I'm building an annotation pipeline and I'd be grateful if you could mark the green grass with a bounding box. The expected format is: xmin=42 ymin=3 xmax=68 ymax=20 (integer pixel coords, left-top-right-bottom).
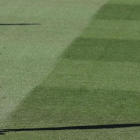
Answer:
xmin=1 ymin=0 xmax=140 ymax=139
xmin=0 ymin=0 xmax=105 ymax=126
xmin=63 ymin=38 xmax=140 ymax=62
xmin=82 ymin=20 xmax=140 ymax=40
xmin=5 ymin=87 xmax=140 ymax=128
xmin=95 ymin=4 xmax=140 ymax=20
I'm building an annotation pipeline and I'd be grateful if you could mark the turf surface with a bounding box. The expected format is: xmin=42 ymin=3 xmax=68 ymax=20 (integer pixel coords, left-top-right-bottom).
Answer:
xmin=0 ymin=0 xmax=105 ymax=126
xmin=1 ymin=0 xmax=140 ymax=139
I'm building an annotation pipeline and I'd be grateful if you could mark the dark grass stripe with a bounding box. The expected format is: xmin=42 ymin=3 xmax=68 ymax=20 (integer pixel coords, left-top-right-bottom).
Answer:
xmin=63 ymin=38 xmax=140 ymax=62
xmin=63 ymin=38 xmax=105 ymax=60
xmin=4 ymin=87 xmax=140 ymax=128
xmin=95 ymin=4 xmax=140 ymax=20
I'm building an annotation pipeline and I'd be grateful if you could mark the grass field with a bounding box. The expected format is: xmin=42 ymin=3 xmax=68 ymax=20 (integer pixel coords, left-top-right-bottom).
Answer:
xmin=1 ymin=0 xmax=140 ymax=139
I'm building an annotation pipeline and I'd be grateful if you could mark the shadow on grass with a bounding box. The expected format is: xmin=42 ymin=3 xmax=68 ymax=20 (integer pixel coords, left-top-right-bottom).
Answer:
xmin=1 ymin=123 xmax=140 ymax=135
xmin=0 ymin=23 xmax=41 ymax=26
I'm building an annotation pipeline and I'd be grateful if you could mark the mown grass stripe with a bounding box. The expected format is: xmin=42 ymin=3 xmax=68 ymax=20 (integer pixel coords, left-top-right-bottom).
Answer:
xmin=95 ymin=4 xmax=140 ymax=20
xmin=63 ymin=38 xmax=140 ymax=62
xmin=108 ymin=0 xmax=140 ymax=5
xmin=42 ymin=59 xmax=140 ymax=92
xmin=82 ymin=20 xmax=140 ymax=40
xmin=5 ymin=86 xmax=140 ymax=128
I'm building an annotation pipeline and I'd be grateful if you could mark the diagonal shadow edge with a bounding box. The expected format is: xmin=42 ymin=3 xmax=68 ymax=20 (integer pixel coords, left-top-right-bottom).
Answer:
xmin=1 ymin=123 xmax=140 ymax=135
xmin=0 ymin=23 xmax=41 ymax=26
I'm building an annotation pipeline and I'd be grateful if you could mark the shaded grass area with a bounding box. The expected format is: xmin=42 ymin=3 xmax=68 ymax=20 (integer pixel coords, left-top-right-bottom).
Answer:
xmin=95 ymin=4 xmax=140 ymax=20
xmin=82 ymin=20 xmax=140 ymax=40
xmin=42 ymin=59 xmax=140 ymax=92
xmin=109 ymin=0 xmax=140 ymax=5
xmin=63 ymin=38 xmax=140 ymax=62
xmin=3 ymin=58 xmax=140 ymax=139
xmin=5 ymin=86 xmax=140 ymax=128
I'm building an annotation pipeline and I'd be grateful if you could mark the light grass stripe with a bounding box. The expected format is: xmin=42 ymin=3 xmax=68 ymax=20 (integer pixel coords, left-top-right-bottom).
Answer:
xmin=82 ymin=20 xmax=140 ymax=40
